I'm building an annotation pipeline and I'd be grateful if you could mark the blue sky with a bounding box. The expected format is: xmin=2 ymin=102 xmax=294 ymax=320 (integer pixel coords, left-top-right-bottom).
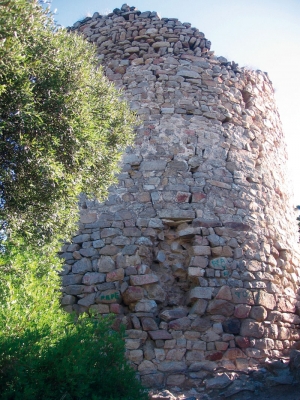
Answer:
xmin=50 ymin=0 xmax=300 ymax=203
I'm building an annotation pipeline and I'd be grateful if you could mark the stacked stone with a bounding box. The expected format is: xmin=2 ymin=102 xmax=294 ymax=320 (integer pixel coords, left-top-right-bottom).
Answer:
xmin=61 ymin=4 xmax=300 ymax=389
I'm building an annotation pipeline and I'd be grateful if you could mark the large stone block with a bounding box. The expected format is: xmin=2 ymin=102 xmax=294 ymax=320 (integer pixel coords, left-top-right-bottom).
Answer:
xmin=254 ymin=291 xmax=276 ymax=310
xmin=169 ymin=317 xmax=191 ymax=330
xmin=130 ymin=274 xmax=159 ymax=286
xmin=82 ymin=272 xmax=105 ymax=285
xmin=231 ymin=288 xmax=254 ymax=305
xmin=135 ymin=299 xmax=157 ymax=313
xmin=207 ymin=300 xmax=234 ymax=317
xmin=96 ymin=289 xmax=121 ymax=304
xmin=240 ymin=319 xmax=264 ymax=338
xmin=187 ymin=287 xmax=213 ymax=304
xmin=72 ymin=258 xmax=92 ymax=274
xmin=140 ymin=160 xmax=167 ymax=171
xmin=97 ymin=256 xmax=115 ymax=272
xmin=158 ymin=209 xmax=195 ymax=220
xmin=122 ymin=286 xmax=144 ymax=305
xmin=160 ymin=308 xmax=188 ymax=322
xmin=106 ymin=268 xmax=125 ymax=282
xmin=148 ymin=330 xmax=173 ymax=340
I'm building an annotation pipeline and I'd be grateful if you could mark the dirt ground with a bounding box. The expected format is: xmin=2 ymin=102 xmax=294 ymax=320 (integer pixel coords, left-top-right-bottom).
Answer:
xmin=150 ymin=382 xmax=300 ymax=400
xmin=217 ymin=383 xmax=300 ymax=400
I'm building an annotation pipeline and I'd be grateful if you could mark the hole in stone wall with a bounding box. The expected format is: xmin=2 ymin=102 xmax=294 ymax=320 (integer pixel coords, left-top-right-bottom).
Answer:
xmin=241 ymin=90 xmax=252 ymax=109
xmin=222 ymin=116 xmax=232 ymax=124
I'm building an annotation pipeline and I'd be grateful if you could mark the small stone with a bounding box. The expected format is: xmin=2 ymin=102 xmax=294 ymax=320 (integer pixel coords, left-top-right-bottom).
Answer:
xmin=189 ymin=256 xmax=208 ymax=268
xmin=223 ymin=348 xmax=247 ymax=360
xmin=122 ymin=286 xmax=144 ymax=304
xmin=166 ymin=348 xmax=186 ymax=361
xmin=160 ymin=308 xmax=188 ymax=322
xmin=234 ymin=304 xmax=251 ymax=318
xmin=72 ymin=258 xmax=92 ymax=274
xmin=240 ymin=319 xmax=264 ymax=338
xmin=209 ymin=257 xmax=227 ymax=269
xmin=250 ymin=305 xmax=267 ymax=321
xmin=157 ymin=361 xmax=186 ymax=372
xmin=193 ymin=246 xmax=211 ymax=256
xmin=61 ymin=295 xmax=75 ymax=306
xmin=141 ymin=373 xmax=164 ymax=389
xmin=215 ymin=341 xmax=229 ymax=351
xmin=63 ymin=274 xmax=82 ymax=286
xmin=135 ymin=299 xmax=157 ymax=313
xmin=106 ymin=268 xmax=125 ymax=282
xmin=141 ymin=317 xmax=159 ymax=331
xmin=188 ymin=267 xmax=205 ymax=281
xmin=110 ymin=303 xmax=123 ymax=314
xmin=189 ymin=299 xmax=208 ymax=315
xmin=126 ymin=46 xmax=140 ymax=53
xmin=231 ymin=288 xmax=254 ymax=305
xmin=90 ymin=304 xmax=110 ymax=314
xmin=216 ymin=285 xmax=232 ymax=301
xmin=97 ymin=256 xmax=115 ymax=272
xmin=138 ymin=360 xmax=157 ymax=374
xmin=254 ymin=290 xmax=276 ymax=310
xmin=191 ymin=317 xmax=212 ymax=332
xmin=169 ymin=317 xmax=191 ymax=330
xmin=77 ymin=293 xmax=96 ymax=307
xmin=205 ymin=373 xmax=231 ymax=389
xmin=96 ymin=289 xmax=121 ymax=304
xmin=145 ymin=284 xmax=166 ymax=303
xmin=222 ymin=318 xmax=241 ymax=335
xmin=235 ymin=336 xmax=251 ymax=348
xmin=148 ymin=330 xmax=173 ymax=340
xmin=73 ymin=234 xmax=90 ymax=243
xmin=166 ymin=374 xmax=186 ymax=386
xmin=177 ymin=70 xmax=201 ymax=79
xmin=207 ymin=300 xmax=234 ymax=317
xmin=158 ymin=209 xmax=195 ymax=220
xmin=187 ymin=287 xmax=213 ymax=304
xmin=99 ymin=245 xmax=119 ymax=256
xmin=130 ymin=274 xmax=159 ymax=286
xmin=128 ymin=349 xmax=143 ymax=363
xmin=153 ymin=42 xmax=170 ymax=49
xmin=82 ymin=272 xmax=105 ymax=285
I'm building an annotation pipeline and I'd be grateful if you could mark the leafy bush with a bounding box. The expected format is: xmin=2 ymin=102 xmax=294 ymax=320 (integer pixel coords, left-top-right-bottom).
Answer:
xmin=0 ymin=241 xmax=147 ymax=400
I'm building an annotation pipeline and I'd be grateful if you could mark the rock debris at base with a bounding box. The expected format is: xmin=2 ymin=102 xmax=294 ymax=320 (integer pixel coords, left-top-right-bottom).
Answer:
xmin=60 ymin=3 xmax=300 ymax=390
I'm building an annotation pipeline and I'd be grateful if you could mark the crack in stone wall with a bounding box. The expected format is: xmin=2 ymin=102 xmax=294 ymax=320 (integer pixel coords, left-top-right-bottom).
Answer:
xmin=60 ymin=3 xmax=300 ymax=389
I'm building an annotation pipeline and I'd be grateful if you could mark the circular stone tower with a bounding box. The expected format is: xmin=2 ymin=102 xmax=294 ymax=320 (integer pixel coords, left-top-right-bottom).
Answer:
xmin=61 ymin=4 xmax=300 ymax=388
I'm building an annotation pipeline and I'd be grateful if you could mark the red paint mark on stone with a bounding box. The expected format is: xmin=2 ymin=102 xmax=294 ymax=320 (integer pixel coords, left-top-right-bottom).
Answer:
xmin=192 ymin=193 xmax=206 ymax=202
xmin=205 ymin=351 xmax=223 ymax=361
xmin=184 ymin=129 xmax=196 ymax=135
xmin=175 ymin=192 xmax=191 ymax=203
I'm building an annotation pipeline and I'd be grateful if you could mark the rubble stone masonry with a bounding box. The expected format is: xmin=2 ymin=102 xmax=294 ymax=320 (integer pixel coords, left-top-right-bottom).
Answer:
xmin=60 ymin=4 xmax=300 ymax=388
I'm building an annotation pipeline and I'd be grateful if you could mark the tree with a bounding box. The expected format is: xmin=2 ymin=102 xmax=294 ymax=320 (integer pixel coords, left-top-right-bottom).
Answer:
xmin=0 ymin=0 xmax=136 ymax=244
xmin=0 ymin=2 xmax=146 ymax=399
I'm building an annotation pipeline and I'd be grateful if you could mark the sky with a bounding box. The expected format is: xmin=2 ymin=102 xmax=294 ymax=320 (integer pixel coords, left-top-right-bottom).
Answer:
xmin=49 ymin=0 xmax=300 ymax=204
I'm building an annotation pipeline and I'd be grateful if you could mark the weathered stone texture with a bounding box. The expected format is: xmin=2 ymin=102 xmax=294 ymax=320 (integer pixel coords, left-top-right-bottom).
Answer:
xmin=60 ymin=3 xmax=300 ymax=390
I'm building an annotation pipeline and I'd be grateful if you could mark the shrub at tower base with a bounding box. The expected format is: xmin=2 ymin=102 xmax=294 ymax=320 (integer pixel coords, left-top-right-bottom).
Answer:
xmin=0 ymin=241 xmax=147 ymax=400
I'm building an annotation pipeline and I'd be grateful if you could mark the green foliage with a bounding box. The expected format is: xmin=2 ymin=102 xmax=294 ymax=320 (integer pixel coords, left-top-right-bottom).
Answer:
xmin=0 ymin=2 xmax=144 ymax=398
xmin=0 ymin=0 xmax=136 ymax=244
xmin=0 ymin=240 xmax=147 ymax=400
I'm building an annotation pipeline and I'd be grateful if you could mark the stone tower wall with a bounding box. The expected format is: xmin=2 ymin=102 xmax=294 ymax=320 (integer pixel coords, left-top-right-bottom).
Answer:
xmin=60 ymin=4 xmax=300 ymax=388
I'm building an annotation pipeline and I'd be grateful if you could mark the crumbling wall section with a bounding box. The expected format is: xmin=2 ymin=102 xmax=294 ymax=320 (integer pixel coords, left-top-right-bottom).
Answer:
xmin=60 ymin=4 xmax=300 ymax=388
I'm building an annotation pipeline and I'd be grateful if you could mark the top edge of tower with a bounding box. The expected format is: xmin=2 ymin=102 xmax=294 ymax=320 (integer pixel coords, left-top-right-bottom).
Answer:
xmin=67 ymin=3 xmax=271 ymax=80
